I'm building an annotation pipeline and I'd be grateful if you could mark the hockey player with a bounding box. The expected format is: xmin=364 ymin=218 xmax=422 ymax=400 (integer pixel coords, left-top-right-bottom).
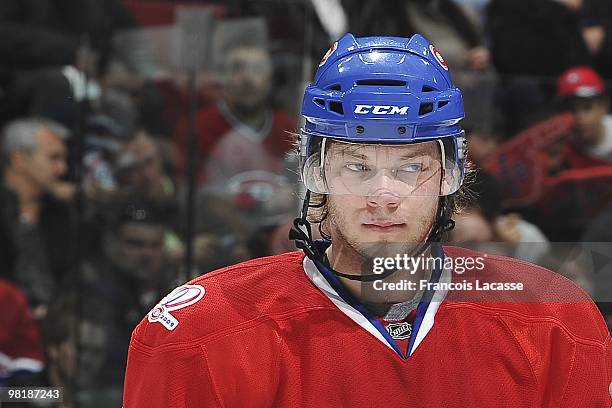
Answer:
xmin=123 ymin=34 xmax=611 ymax=407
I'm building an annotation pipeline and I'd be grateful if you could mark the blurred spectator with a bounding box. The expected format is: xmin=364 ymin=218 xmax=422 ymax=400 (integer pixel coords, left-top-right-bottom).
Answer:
xmin=566 ymin=0 xmax=612 ymax=85
xmin=451 ymin=207 xmax=550 ymax=263
xmin=193 ymin=194 xmax=251 ymax=274
xmin=174 ymin=43 xmax=296 ymax=185
xmin=0 ymin=118 xmax=73 ymax=308
xmin=449 ymin=208 xmax=495 ymax=244
xmin=40 ymin=296 xmax=77 ymax=407
xmin=582 ymin=201 xmax=612 ymax=242
xmin=465 ymin=122 xmax=504 ymax=221
xmin=348 ymin=0 xmax=488 ymax=70
xmin=536 ymin=244 xmax=595 ymax=296
xmin=80 ymin=200 xmax=176 ymax=390
xmin=581 ymin=201 xmax=612 ymax=330
xmin=487 ymin=0 xmax=592 ymax=133
xmin=228 ymin=0 xmax=347 ymax=95
xmin=0 ymin=279 xmax=45 ymax=387
xmin=0 ymin=0 xmax=145 ymax=126
xmin=493 ymin=213 xmax=551 ymax=263
xmin=115 ymin=131 xmax=176 ymax=205
xmin=42 ymin=295 xmax=119 ymax=407
xmin=231 ymin=0 xmax=345 ymax=55
xmin=557 ymin=66 xmax=612 ymax=165
xmin=487 ymin=0 xmax=590 ymax=78
xmin=82 ymin=114 xmax=131 ymax=206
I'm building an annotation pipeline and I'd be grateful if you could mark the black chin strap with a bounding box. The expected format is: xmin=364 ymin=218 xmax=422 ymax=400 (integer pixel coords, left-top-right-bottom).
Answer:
xmin=289 ymin=190 xmax=325 ymax=261
xmin=289 ymin=192 xmax=456 ymax=282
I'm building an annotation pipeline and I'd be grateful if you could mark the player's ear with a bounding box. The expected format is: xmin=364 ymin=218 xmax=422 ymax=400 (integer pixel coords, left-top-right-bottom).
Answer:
xmin=440 ymin=160 xmax=461 ymax=196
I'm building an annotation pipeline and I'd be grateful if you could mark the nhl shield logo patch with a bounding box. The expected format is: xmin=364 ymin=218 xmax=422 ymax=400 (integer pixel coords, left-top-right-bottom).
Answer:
xmin=148 ymin=285 xmax=205 ymax=331
xmin=386 ymin=322 xmax=412 ymax=340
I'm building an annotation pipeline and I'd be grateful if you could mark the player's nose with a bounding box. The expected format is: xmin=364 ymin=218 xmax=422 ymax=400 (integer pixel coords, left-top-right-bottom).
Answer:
xmin=366 ymin=189 xmax=400 ymax=208
xmin=365 ymin=170 xmax=403 ymax=208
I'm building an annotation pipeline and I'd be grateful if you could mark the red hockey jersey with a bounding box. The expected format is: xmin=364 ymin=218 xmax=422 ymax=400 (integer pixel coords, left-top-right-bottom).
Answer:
xmin=123 ymin=246 xmax=611 ymax=407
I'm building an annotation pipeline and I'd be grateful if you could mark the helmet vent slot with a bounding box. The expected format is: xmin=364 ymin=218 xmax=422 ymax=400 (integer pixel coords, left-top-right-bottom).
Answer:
xmin=438 ymin=100 xmax=449 ymax=108
xmin=422 ymin=85 xmax=437 ymax=92
xmin=419 ymin=102 xmax=434 ymax=116
xmin=328 ymin=101 xmax=344 ymax=115
xmin=355 ymin=79 xmax=406 ymax=87
xmin=314 ymin=98 xmax=326 ymax=107
xmin=327 ymin=84 xmax=342 ymax=91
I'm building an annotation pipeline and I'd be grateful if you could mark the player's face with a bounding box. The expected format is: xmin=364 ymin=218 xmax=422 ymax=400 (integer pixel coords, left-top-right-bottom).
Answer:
xmin=325 ymin=141 xmax=441 ymax=258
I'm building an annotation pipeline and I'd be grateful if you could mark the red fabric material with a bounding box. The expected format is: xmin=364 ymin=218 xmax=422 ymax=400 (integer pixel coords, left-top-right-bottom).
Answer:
xmin=124 ymin=247 xmax=610 ymax=407
xmin=482 ymin=113 xmax=575 ymax=208
xmin=537 ymin=165 xmax=612 ymax=229
xmin=564 ymin=143 xmax=611 ymax=169
xmin=0 ymin=280 xmax=45 ymax=374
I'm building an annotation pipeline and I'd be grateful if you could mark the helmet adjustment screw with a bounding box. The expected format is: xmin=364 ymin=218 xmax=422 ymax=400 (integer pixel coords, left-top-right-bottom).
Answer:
xmin=356 ymin=125 xmax=365 ymax=134
xmin=398 ymin=126 xmax=406 ymax=134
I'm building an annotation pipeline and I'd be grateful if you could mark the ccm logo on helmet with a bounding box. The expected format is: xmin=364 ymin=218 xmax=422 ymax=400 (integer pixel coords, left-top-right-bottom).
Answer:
xmin=354 ymin=105 xmax=409 ymax=115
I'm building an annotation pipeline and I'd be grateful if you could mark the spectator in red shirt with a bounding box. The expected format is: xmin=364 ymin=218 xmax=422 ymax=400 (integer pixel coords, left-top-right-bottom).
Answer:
xmin=0 ymin=279 xmax=45 ymax=386
xmin=174 ymin=43 xmax=296 ymax=187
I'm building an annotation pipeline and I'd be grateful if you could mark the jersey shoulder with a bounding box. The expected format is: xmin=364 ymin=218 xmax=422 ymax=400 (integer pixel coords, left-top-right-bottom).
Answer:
xmin=442 ymin=246 xmax=609 ymax=343
xmin=131 ymin=251 xmax=330 ymax=349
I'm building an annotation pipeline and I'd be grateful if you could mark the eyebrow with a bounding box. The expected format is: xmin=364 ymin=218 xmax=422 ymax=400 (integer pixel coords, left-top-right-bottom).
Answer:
xmin=398 ymin=150 xmax=430 ymax=159
xmin=340 ymin=149 xmax=432 ymax=160
xmin=342 ymin=151 xmax=368 ymax=160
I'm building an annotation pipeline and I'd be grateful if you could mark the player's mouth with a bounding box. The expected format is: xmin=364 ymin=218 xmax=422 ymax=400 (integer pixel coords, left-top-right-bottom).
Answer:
xmin=362 ymin=222 xmax=406 ymax=233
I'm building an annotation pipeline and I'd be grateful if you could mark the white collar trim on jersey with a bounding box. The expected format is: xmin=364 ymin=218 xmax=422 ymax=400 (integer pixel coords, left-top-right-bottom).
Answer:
xmin=302 ymin=256 xmax=451 ymax=356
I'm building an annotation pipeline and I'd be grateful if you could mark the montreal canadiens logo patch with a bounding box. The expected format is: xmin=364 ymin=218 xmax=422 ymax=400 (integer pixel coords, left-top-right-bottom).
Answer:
xmin=429 ymin=44 xmax=448 ymax=71
xmin=319 ymin=41 xmax=338 ymax=67
xmin=148 ymin=285 xmax=205 ymax=331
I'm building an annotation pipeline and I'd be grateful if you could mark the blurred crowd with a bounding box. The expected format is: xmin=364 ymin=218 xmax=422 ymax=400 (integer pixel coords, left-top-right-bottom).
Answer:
xmin=0 ymin=0 xmax=611 ymax=406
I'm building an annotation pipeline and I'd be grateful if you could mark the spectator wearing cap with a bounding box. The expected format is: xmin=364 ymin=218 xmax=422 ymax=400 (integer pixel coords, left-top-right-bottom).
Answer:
xmin=558 ymin=66 xmax=612 ymax=164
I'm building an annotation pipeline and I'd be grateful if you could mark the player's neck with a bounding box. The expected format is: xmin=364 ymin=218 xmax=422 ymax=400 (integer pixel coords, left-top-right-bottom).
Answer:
xmin=326 ymin=243 xmax=430 ymax=312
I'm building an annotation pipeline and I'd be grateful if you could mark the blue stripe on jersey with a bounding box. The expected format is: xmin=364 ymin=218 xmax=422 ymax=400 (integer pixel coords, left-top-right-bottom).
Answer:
xmin=407 ymin=243 xmax=444 ymax=356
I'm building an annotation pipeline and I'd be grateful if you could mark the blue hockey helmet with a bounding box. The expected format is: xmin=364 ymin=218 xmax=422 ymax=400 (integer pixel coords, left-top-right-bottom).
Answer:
xmin=299 ymin=33 xmax=467 ymax=197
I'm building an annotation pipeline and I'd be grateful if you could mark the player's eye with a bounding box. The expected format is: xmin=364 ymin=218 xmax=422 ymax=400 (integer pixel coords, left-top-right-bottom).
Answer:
xmin=345 ymin=163 xmax=370 ymax=172
xmin=396 ymin=163 xmax=423 ymax=173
